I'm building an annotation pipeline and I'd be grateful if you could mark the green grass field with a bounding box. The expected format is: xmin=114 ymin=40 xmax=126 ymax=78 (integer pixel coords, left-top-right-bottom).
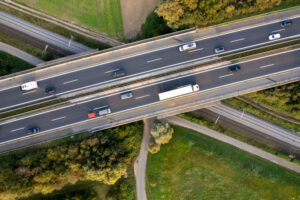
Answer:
xmin=146 ymin=126 xmax=300 ymax=200
xmin=15 ymin=0 xmax=123 ymax=40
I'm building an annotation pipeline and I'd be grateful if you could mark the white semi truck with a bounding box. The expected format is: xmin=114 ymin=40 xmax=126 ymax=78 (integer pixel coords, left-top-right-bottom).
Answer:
xmin=158 ymin=84 xmax=199 ymax=101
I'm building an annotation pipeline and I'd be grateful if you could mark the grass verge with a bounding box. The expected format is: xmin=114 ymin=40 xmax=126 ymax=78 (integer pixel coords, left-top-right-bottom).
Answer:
xmin=178 ymin=112 xmax=300 ymax=165
xmin=13 ymin=0 xmax=123 ymax=40
xmin=0 ymin=3 xmax=111 ymax=50
xmin=0 ymin=50 xmax=35 ymax=76
xmin=146 ymin=125 xmax=300 ymax=200
xmin=222 ymin=98 xmax=300 ymax=133
xmin=0 ymin=99 xmax=66 ymax=121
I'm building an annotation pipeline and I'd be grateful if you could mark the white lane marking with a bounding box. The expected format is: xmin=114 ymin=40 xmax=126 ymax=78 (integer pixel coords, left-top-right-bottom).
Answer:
xmin=147 ymin=58 xmax=162 ymax=63
xmin=189 ymin=48 xmax=204 ymax=53
xmin=271 ymin=29 xmax=285 ymax=33
xmin=10 ymin=127 xmax=25 ymax=132
xmin=260 ymin=64 xmax=275 ymax=69
xmin=230 ymin=38 xmax=245 ymax=43
xmin=93 ymin=105 xmax=108 ymax=110
xmin=51 ymin=116 xmax=66 ymax=121
xmin=105 ymin=68 xmax=120 ymax=73
xmin=63 ymin=79 xmax=78 ymax=85
xmin=22 ymin=90 xmax=36 ymax=95
xmin=135 ymin=94 xmax=150 ymax=100
xmin=219 ymin=74 xmax=233 ymax=78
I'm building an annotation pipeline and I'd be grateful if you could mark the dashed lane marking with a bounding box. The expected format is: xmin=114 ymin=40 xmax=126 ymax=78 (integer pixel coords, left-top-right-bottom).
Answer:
xmin=62 ymin=79 xmax=78 ymax=85
xmin=51 ymin=116 xmax=66 ymax=122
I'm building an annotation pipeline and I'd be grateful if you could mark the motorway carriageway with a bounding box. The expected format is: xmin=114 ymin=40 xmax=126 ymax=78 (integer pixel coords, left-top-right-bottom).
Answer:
xmin=0 ymin=48 xmax=300 ymax=144
xmin=0 ymin=16 xmax=300 ymax=111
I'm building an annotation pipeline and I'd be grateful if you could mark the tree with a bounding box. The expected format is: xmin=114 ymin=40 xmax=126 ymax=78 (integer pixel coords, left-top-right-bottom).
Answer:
xmin=148 ymin=121 xmax=174 ymax=154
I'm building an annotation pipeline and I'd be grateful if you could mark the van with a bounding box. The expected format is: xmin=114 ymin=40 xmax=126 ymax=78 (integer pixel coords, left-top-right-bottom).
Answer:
xmin=120 ymin=92 xmax=133 ymax=100
xmin=21 ymin=81 xmax=38 ymax=91
xmin=113 ymin=69 xmax=125 ymax=78
xmin=99 ymin=107 xmax=111 ymax=116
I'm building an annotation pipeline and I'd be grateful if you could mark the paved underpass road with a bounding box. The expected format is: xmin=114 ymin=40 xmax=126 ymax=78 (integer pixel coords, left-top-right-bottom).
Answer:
xmin=0 ymin=16 xmax=300 ymax=111
xmin=0 ymin=49 xmax=299 ymax=149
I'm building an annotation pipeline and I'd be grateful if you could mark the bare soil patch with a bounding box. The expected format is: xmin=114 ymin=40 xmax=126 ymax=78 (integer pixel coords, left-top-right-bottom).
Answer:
xmin=120 ymin=0 xmax=161 ymax=39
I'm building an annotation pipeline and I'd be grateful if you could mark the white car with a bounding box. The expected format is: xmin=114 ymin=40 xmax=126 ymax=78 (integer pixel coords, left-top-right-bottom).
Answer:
xmin=21 ymin=81 xmax=38 ymax=91
xmin=179 ymin=42 xmax=196 ymax=52
xmin=269 ymin=33 xmax=281 ymax=41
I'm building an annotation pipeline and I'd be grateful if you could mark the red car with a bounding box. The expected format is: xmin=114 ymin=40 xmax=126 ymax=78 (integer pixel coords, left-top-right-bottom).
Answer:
xmin=88 ymin=112 xmax=97 ymax=118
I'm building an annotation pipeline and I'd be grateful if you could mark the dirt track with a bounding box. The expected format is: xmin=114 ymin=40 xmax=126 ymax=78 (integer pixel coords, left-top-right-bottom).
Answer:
xmin=121 ymin=0 xmax=162 ymax=39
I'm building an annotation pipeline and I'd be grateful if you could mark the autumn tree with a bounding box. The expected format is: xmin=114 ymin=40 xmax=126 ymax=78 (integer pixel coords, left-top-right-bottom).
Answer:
xmin=148 ymin=121 xmax=174 ymax=154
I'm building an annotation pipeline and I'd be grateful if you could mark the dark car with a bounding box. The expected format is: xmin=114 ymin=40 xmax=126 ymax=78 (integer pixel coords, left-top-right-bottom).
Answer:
xmin=228 ymin=65 xmax=241 ymax=73
xmin=45 ymin=86 xmax=56 ymax=94
xmin=113 ymin=69 xmax=126 ymax=78
xmin=214 ymin=46 xmax=225 ymax=54
xmin=28 ymin=127 xmax=40 ymax=134
xmin=280 ymin=19 xmax=292 ymax=27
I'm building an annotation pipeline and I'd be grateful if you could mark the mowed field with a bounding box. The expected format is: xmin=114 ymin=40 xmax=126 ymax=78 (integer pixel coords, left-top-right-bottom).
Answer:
xmin=14 ymin=0 xmax=123 ymax=39
xmin=146 ymin=126 xmax=300 ymax=200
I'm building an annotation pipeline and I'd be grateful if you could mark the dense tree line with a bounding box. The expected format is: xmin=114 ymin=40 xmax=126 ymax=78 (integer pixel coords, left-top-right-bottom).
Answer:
xmin=0 ymin=123 xmax=142 ymax=200
xmin=247 ymin=82 xmax=300 ymax=118
xmin=155 ymin=0 xmax=286 ymax=29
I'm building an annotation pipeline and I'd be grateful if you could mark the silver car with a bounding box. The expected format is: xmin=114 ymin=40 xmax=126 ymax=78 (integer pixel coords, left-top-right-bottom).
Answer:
xmin=120 ymin=92 xmax=133 ymax=100
xmin=179 ymin=42 xmax=196 ymax=52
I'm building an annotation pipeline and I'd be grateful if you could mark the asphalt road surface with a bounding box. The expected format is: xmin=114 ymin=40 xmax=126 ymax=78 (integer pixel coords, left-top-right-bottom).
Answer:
xmin=0 ymin=11 xmax=91 ymax=54
xmin=207 ymin=103 xmax=300 ymax=148
xmin=0 ymin=16 xmax=299 ymax=111
xmin=0 ymin=48 xmax=299 ymax=146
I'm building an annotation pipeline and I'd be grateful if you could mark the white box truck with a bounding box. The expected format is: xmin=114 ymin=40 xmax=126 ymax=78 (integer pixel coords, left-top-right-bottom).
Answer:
xmin=158 ymin=84 xmax=199 ymax=101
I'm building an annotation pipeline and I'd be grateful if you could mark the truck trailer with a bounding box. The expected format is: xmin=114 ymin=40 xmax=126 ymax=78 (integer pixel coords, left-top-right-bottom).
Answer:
xmin=158 ymin=84 xmax=199 ymax=101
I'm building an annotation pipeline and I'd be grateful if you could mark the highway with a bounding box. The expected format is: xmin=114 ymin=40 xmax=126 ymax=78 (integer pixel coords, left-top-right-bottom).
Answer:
xmin=0 ymin=48 xmax=299 ymax=145
xmin=0 ymin=16 xmax=300 ymax=111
